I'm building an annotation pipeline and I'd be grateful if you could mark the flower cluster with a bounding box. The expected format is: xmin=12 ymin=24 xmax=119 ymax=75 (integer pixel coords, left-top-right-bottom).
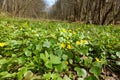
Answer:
xmin=76 ymin=40 xmax=88 ymax=45
xmin=61 ymin=42 xmax=72 ymax=49
xmin=59 ymin=28 xmax=89 ymax=50
xmin=0 ymin=42 xmax=6 ymax=47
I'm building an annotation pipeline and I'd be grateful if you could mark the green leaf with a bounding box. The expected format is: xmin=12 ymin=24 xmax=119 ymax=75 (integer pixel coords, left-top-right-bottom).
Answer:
xmin=45 ymin=51 xmax=50 ymax=58
xmin=0 ymin=55 xmax=2 ymax=58
xmin=55 ymin=49 xmax=62 ymax=56
xmin=116 ymin=52 xmax=120 ymax=58
xmin=17 ymin=67 xmax=27 ymax=80
xmin=51 ymin=73 xmax=59 ymax=79
xmin=36 ymin=44 xmax=42 ymax=51
xmin=0 ymin=59 xmax=8 ymax=64
xmin=24 ymin=49 xmax=32 ymax=57
xmin=89 ymin=66 xmax=101 ymax=76
xmin=69 ymin=59 xmax=73 ymax=64
xmin=0 ymin=71 xmax=8 ymax=77
xmin=17 ymin=57 xmax=26 ymax=64
xmin=78 ymin=78 xmax=84 ymax=80
xmin=85 ymin=76 xmax=98 ymax=80
xmin=24 ymin=71 xmax=33 ymax=80
xmin=23 ymin=22 xmax=28 ymax=28
xmin=84 ymin=57 xmax=92 ymax=67
xmin=111 ymin=55 xmax=116 ymax=59
xmin=2 ymin=72 xmax=16 ymax=78
xmin=92 ymin=62 xmax=102 ymax=68
xmin=55 ymin=64 xmax=64 ymax=72
xmin=80 ymin=46 xmax=89 ymax=55
xmin=63 ymin=75 xmax=71 ymax=80
xmin=45 ymin=61 xmax=52 ymax=69
xmin=74 ymin=67 xmax=87 ymax=78
xmin=62 ymin=54 xmax=68 ymax=60
xmin=0 ymin=71 xmax=16 ymax=78
xmin=116 ymin=61 xmax=120 ymax=66
xmin=40 ymin=53 xmax=48 ymax=62
xmin=50 ymin=54 xmax=61 ymax=64
xmin=43 ymin=72 xmax=51 ymax=79
xmin=31 ymin=75 xmax=41 ymax=80
xmin=57 ymin=77 xmax=63 ymax=80
xmin=43 ymin=40 xmax=51 ymax=48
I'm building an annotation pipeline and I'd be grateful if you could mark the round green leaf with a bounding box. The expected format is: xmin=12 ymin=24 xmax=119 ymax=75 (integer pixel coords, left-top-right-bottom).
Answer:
xmin=74 ymin=67 xmax=87 ymax=78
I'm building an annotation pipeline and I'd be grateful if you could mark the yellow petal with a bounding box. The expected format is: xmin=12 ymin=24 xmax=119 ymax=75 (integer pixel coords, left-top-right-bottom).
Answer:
xmin=61 ymin=43 xmax=66 ymax=48
xmin=0 ymin=43 xmax=6 ymax=47
xmin=76 ymin=41 xmax=81 ymax=45
xmin=67 ymin=44 xmax=72 ymax=49
xmin=95 ymin=58 xmax=101 ymax=62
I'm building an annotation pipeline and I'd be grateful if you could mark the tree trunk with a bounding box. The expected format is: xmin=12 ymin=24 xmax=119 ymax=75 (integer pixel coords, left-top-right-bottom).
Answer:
xmin=50 ymin=0 xmax=120 ymax=25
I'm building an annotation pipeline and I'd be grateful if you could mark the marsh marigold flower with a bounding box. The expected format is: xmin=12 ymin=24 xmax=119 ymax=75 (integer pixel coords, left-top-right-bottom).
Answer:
xmin=95 ymin=58 xmax=101 ymax=62
xmin=76 ymin=41 xmax=81 ymax=45
xmin=0 ymin=42 xmax=6 ymax=47
xmin=73 ymin=31 xmax=76 ymax=35
xmin=67 ymin=44 xmax=72 ymax=49
xmin=68 ymin=29 xmax=72 ymax=33
xmin=81 ymin=40 xmax=88 ymax=44
xmin=61 ymin=43 xmax=66 ymax=48
xmin=62 ymin=28 xmax=67 ymax=32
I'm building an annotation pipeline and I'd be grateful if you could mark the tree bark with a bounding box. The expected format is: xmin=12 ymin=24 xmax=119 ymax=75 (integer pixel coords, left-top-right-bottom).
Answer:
xmin=49 ymin=0 xmax=120 ymax=25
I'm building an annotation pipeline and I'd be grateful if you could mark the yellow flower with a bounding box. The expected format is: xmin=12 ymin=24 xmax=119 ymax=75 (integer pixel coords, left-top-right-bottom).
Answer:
xmin=62 ymin=28 xmax=67 ymax=32
xmin=61 ymin=43 xmax=66 ymax=48
xmin=68 ymin=29 xmax=72 ymax=33
xmin=0 ymin=43 xmax=6 ymax=47
xmin=73 ymin=31 xmax=76 ymax=35
xmin=81 ymin=40 xmax=88 ymax=44
xmin=76 ymin=41 xmax=81 ymax=45
xmin=95 ymin=58 xmax=101 ymax=62
xmin=67 ymin=44 xmax=72 ymax=49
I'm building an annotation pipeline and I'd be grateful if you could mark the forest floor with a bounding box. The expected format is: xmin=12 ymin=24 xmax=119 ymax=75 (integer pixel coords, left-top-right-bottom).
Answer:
xmin=0 ymin=17 xmax=120 ymax=80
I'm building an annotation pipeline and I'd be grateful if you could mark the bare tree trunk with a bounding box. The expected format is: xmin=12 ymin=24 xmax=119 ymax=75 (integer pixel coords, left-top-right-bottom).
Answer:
xmin=2 ymin=0 xmax=7 ymax=11
xmin=50 ymin=0 xmax=120 ymax=25
xmin=0 ymin=0 xmax=46 ymax=18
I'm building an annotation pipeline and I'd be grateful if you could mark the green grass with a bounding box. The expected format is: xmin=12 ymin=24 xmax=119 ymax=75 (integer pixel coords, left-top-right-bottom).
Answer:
xmin=0 ymin=18 xmax=120 ymax=80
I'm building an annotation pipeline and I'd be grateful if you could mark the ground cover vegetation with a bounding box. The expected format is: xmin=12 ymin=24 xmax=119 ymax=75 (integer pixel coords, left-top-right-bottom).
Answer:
xmin=0 ymin=18 xmax=120 ymax=80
